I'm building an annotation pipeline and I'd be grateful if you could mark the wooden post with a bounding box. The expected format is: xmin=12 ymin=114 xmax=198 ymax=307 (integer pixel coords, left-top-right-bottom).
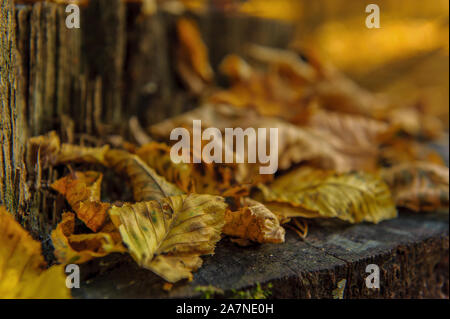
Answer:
xmin=0 ymin=0 xmax=28 ymax=220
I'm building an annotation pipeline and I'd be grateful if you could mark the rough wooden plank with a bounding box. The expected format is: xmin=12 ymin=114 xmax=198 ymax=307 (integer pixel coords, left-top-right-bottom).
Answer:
xmin=0 ymin=0 xmax=28 ymax=216
xmin=73 ymin=211 xmax=448 ymax=299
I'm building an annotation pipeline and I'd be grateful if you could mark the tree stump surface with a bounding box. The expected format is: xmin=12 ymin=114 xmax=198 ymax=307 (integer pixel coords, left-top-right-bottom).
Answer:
xmin=74 ymin=211 xmax=449 ymax=299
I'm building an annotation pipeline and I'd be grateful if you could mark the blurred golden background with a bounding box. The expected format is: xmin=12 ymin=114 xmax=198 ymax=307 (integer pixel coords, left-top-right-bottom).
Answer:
xmin=182 ymin=0 xmax=449 ymax=126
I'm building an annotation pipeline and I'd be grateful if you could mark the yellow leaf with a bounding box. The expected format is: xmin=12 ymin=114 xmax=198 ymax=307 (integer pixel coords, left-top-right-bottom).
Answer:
xmin=0 ymin=207 xmax=70 ymax=299
xmin=108 ymin=194 xmax=227 ymax=282
xmin=381 ymin=162 xmax=449 ymax=212
xmin=257 ymin=167 xmax=397 ymax=224
xmin=104 ymin=149 xmax=183 ymax=202
xmin=51 ymin=212 xmax=126 ymax=264
xmin=223 ymin=198 xmax=285 ymax=244
xmin=51 ymin=171 xmax=111 ymax=232
xmin=136 ymin=142 xmax=195 ymax=193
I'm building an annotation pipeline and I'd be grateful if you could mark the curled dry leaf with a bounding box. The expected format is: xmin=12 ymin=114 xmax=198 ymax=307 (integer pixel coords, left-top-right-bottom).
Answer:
xmin=257 ymin=167 xmax=397 ymax=224
xmin=28 ymin=131 xmax=109 ymax=168
xmin=380 ymin=104 xmax=444 ymax=140
xmin=210 ymin=46 xmax=389 ymax=120
xmin=378 ymin=136 xmax=446 ymax=167
xmin=303 ymin=109 xmax=390 ymax=172
xmin=219 ymin=54 xmax=253 ymax=82
xmin=176 ymin=18 xmax=213 ymax=94
xmin=150 ymin=104 xmax=382 ymax=173
xmin=136 ymin=142 xmax=195 ymax=193
xmin=108 ymin=194 xmax=227 ymax=283
xmin=51 ymin=171 xmax=111 ymax=232
xmin=313 ymin=72 xmax=389 ymax=117
xmin=210 ymin=58 xmax=310 ymax=120
xmin=104 ymin=149 xmax=183 ymax=202
xmin=223 ymin=198 xmax=285 ymax=244
xmin=381 ymin=162 xmax=449 ymax=212
xmin=136 ymin=142 xmax=249 ymax=196
xmin=246 ymin=43 xmax=317 ymax=84
xmin=51 ymin=212 xmax=126 ymax=264
xmin=210 ymin=45 xmax=320 ymax=121
xmin=0 ymin=207 xmax=70 ymax=299
xmin=306 ymin=109 xmax=389 ymax=148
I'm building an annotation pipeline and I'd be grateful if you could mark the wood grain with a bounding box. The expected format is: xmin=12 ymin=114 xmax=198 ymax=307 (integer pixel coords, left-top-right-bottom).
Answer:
xmin=74 ymin=211 xmax=448 ymax=299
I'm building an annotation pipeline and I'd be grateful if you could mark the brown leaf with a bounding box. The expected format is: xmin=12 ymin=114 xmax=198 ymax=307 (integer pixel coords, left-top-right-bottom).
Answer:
xmin=51 ymin=171 xmax=111 ymax=232
xmin=303 ymin=109 xmax=390 ymax=172
xmin=223 ymin=198 xmax=285 ymax=244
xmin=28 ymin=131 xmax=109 ymax=168
xmin=381 ymin=162 xmax=449 ymax=212
xmin=150 ymin=104 xmax=381 ymax=173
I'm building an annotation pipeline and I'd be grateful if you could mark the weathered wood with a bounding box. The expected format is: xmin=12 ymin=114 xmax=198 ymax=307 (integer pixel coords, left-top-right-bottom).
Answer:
xmin=0 ymin=0 xmax=28 ymax=217
xmin=73 ymin=211 xmax=448 ymax=299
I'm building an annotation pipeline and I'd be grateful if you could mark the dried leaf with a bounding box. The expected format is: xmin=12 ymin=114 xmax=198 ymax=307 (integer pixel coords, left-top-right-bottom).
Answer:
xmin=210 ymin=59 xmax=309 ymax=120
xmin=219 ymin=54 xmax=253 ymax=82
xmin=223 ymin=198 xmax=285 ymax=244
xmin=378 ymin=136 xmax=447 ymax=167
xmin=150 ymin=104 xmax=380 ymax=173
xmin=136 ymin=142 xmax=249 ymax=196
xmin=211 ymin=46 xmax=389 ymax=120
xmin=313 ymin=71 xmax=389 ymax=117
xmin=257 ymin=167 xmax=397 ymax=224
xmin=306 ymin=109 xmax=389 ymax=147
xmin=303 ymin=109 xmax=390 ymax=171
xmin=0 ymin=207 xmax=70 ymax=299
xmin=176 ymin=18 xmax=213 ymax=94
xmin=136 ymin=142 xmax=195 ymax=193
xmin=28 ymin=131 xmax=109 ymax=168
xmin=246 ymin=44 xmax=317 ymax=83
xmin=381 ymin=162 xmax=449 ymax=212
xmin=104 ymin=149 xmax=183 ymax=202
xmin=51 ymin=212 xmax=125 ymax=264
xmin=51 ymin=171 xmax=111 ymax=232
xmin=57 ymin=143 xmax=110 ymax=166
xmin=376 ymin=103 xmax=444 ymax=140
xmin=108 ymin=194 xmax=227 ymax=282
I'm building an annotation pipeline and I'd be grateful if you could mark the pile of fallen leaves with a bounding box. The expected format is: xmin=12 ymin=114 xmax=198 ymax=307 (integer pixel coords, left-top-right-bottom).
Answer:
xmin=1 ymin=17 xmax=448 ymax=299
